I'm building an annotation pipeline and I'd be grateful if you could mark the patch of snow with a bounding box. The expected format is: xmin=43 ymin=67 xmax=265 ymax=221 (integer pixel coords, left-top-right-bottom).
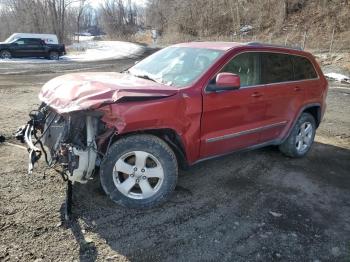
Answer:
xmin=325 ymin=72 xmax=350 ymax=84
xmin=62 ymin=41 xmax=144 ymax=62
xmin=0 ymin=58 xmax=57 ymax=64
xmin=240 ymin=25 xmax=253 ymax=33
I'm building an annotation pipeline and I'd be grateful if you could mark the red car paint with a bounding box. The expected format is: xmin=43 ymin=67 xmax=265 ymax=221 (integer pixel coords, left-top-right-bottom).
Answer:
xmin=39 ymin=42 xmax=328 ymax=165
xmin=39 ymin=72 xmax=178 ymax=114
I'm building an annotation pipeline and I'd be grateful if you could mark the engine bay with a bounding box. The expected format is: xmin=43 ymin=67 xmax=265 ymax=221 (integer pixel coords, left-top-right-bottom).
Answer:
xmin=15 ymin=103 xmax=105 ymax=183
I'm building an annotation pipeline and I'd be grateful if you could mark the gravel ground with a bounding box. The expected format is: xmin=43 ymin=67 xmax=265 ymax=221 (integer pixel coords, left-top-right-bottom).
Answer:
xmin=0 ymin=53 xmax=349 ymax=262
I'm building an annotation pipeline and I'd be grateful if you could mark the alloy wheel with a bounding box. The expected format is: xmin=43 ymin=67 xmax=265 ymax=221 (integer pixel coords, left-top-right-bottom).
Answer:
xmin=295 ymin=122 xmax=313 ymax=153
xmin=112 ymin=151 xmax=164 ymax=199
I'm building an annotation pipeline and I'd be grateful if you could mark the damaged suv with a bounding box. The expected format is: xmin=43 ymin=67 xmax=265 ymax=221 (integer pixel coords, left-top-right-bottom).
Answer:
xmin=17 ymin=42 xmax=328 ymax=209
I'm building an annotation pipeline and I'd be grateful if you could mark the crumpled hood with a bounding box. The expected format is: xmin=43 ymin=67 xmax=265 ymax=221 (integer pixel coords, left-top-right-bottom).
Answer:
xmin=39 ymin=72 xmax=178 ymax=113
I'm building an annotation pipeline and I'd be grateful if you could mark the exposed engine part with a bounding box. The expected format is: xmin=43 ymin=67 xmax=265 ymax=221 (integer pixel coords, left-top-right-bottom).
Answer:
xmin=16 ymin=104 xmax=109 ymax=222
xmin=16 ymin=104 xmax=101 ymax=184
xmin=64 ymin=116 xmax=98 ymax=183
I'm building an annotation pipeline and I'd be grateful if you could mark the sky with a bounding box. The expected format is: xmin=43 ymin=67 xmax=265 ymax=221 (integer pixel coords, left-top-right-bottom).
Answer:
xmin=88 ymin=0 xmax=148 ymax=8
xmin=0 ymin=0 xmax=148 ymax=12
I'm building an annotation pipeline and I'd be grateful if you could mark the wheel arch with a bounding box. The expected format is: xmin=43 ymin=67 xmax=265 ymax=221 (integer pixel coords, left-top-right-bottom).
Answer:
xmin=303 ymin=105 xmax=321 ymax=128
xmin=281 ymin=103 xmax=321 ymax=143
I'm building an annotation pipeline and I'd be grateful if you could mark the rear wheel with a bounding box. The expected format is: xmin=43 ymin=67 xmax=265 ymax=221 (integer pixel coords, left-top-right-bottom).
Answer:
xmin=0 ymin=50 xmax=11 ymax=59
xmin=100 ymin=134 xmax=178 ymax=208
xmin=279 ymin=112 xmax=316 ymax=158
xmin=48 ymin=51 xmax=59 ymax=60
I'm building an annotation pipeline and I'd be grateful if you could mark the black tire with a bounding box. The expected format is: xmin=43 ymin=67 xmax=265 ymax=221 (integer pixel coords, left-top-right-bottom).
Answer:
xmin=100 ymin=134 xmax=178 ymax=209
xmin=48 ymin=51 xmax=59 ymax=60
xmin=0 ymin=50 xmax=12 ymax=59
xmin=279 ymin=112 xmax=316 ymax=158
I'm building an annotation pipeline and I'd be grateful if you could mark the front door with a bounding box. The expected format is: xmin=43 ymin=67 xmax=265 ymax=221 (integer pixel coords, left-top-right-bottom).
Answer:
xmin=200 ymin=52 xmax=266 ymax=158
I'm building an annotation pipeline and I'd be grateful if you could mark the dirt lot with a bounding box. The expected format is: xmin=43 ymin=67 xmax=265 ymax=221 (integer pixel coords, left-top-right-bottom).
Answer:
xmin=0 ymin=54 xmax=349 ymax=261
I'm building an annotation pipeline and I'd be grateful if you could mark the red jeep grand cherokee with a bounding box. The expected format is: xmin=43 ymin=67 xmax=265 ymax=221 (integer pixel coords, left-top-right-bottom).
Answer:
xmin=18 ymin=42 xmax=328 ymax=208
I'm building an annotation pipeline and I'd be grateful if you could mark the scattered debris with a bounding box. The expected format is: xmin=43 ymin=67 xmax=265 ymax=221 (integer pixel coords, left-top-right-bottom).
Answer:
xmin=269 ymin=211 xmax=283 ymax=217
xmin=106 ymin=255 xmax=119 ymax=261
xmin=84 ymin=236 xmax=94 ymax=244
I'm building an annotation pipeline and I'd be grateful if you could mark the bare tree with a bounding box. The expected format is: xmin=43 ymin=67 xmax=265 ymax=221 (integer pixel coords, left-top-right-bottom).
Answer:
xmin=75 ymin=0 xmax=87 ymax=42
xmin=46 ymin=0 xmax=79 ymax=42
xmin=100 ymin=0 xmax=138 ymax=38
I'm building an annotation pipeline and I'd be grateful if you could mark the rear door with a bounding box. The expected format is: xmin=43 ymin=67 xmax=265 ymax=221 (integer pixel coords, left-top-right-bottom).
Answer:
xmin=292 ymin=56 xmax=320 ymax=104
xmin=258 ymin=52 xmax=304 ymax=143
xmin=200 ymin=52 xmax=266 ymax=158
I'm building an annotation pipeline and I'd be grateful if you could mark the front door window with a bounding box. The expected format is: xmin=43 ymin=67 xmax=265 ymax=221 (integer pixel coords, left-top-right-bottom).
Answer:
xmin=220 ymin=52 xmax=261 ymax=87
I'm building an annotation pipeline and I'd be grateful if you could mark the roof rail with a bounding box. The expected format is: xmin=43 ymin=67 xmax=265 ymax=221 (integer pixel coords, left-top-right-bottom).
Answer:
xmin=247 ymin=42 xmax=303 ymax=51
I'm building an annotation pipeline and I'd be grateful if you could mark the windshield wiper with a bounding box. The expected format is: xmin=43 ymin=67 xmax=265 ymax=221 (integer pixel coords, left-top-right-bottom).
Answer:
xmin=134 ymin=74 xmax=158 ymax=83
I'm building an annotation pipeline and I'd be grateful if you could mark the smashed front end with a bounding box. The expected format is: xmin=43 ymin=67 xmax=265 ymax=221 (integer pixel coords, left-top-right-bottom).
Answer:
xmin=14 ymin=72 xmax=178 ymax=184
xmin=15 ymin=104 xmax=105 ymax=183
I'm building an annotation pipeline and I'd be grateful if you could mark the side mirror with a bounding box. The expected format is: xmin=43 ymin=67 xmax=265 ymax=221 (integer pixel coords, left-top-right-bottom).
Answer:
xmin=207 ymin=73 xmax=241 ymax=92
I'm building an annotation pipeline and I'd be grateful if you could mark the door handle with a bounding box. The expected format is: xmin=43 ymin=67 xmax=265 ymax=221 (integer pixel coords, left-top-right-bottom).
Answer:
xmin=294 ymin=86 xmax=302 ymax=92
xmin=251 ymin=92 xmax=263 ymax=98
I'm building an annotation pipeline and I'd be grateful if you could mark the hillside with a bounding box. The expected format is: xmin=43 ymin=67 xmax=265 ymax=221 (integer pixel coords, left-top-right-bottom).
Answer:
xmin=146 ymin=0 xmax=349 ymax=52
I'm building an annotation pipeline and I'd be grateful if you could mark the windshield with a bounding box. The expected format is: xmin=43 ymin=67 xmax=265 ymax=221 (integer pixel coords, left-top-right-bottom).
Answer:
xmin=128 ymin=47 xmax=224 ymax=88
xmin=4 ymin=35 xmax=16 ymax=43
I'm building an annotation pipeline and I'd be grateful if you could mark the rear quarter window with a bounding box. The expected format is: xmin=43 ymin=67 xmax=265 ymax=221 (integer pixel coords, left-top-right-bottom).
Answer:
xmin=292 ymin=56 xmax=318 ymax=80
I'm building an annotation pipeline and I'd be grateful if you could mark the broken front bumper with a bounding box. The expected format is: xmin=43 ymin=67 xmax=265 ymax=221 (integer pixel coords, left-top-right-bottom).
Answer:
xmin=15 ymin=115 xmax=44 ymax=175
xmin=15 ymin=107 xmax=99 ymax=183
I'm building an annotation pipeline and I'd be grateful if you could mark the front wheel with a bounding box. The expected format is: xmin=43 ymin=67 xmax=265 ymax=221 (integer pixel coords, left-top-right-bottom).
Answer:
xmin=0 ymin=50 xmax=12 ymax=59
xmin=279 ymin=112 xmax=316 ymax=158
xmin=100 ymin=134 xmax=178 ymax=209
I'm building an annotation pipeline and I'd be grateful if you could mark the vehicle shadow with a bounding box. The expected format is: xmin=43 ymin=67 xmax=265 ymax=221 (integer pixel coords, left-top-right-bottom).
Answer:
xmin=66 ymin=142 xmax=350 ymax=261
xmin=59 ymin=206 xmax=98 ymax=262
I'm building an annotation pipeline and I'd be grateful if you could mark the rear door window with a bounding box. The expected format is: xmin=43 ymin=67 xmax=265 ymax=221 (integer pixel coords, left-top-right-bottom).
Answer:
xmin=261 ymin=53 xmax=294 ymax=84
xmin=292 ymin=56 xmax=318 ymax=80
xmin=26 ymin=39 xmax=41 ymax=45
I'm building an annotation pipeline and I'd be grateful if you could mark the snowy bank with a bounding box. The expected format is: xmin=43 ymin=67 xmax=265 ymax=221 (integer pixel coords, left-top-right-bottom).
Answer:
xmin=325 ymin=72 xmax=350 ymax=84
xmin=62 ymin=41 xmax=144 ymax=62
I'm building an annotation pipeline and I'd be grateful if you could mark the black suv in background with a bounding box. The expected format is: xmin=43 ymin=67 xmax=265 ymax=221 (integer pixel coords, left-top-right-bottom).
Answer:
xmin=0 ymin=38 xmax=66 ymax=60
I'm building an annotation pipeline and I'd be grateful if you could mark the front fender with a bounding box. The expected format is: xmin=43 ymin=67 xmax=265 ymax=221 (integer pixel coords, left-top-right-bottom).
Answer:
xmin=98 ymin=92 xmax=203 ymax=164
